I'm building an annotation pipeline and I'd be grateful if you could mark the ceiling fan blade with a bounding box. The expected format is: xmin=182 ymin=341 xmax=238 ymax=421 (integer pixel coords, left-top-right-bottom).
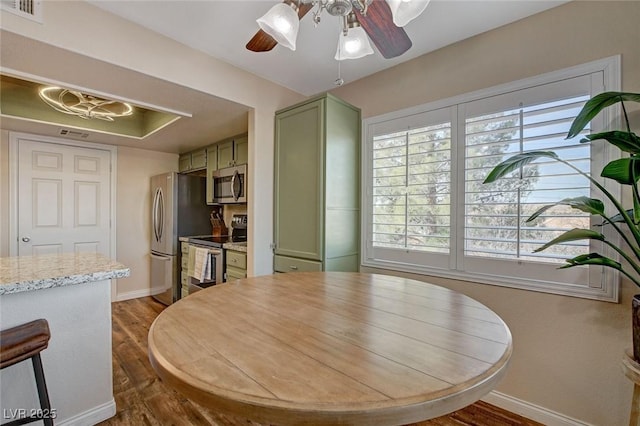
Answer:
xmin=355 ymin=0 xmax=412 ymax=59
xmin=246 ymin=2 xmax=314 ymax=52
xmin=246 ymin=30 xmax=278 ymax=52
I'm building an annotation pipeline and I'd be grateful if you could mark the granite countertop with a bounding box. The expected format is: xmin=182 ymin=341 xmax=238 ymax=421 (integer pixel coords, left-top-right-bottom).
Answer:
xmin=182 ymin=235 xmax=248 ymax=253
xmin=0 ymin=253 xmax=130 ymax=295
xmin=223 ymin=242 xmax=247 ymax=252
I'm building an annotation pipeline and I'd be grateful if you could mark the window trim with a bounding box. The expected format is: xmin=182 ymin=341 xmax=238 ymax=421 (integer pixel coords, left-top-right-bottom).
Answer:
xmin=361 ymin=55 xmax=622 ymax=302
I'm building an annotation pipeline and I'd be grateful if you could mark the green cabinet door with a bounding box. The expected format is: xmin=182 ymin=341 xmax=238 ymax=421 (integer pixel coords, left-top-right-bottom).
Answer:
xmin=217 ymin=139 xmax=234 ymax=169
xmin=217 ymin=136 xmax=248 ymax=168
xmin=274 ymin=99 xmax=324 ymax=261
xmin=205 ymin=145 xmax=218 ymax=204
xmin=178 ymin=154 xmax=191 ymax=172
xmin=234 ymin=135 xmax=248 ymax=165
xmin=190 ymin=148 xmax=207 ymax=170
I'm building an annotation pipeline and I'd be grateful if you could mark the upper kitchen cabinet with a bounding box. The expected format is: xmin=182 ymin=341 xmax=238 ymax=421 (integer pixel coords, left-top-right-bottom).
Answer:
xmin=217 ymin=134 xmax=248 ymax=169
xmin=178 ymin=154 xmax=191 ymax=172
xmin=179 ymin=148 xmax=207 ymax=172
xmin=274 ymin=93 xmax=360 ymax=273
xmin=205 ymin=145 xmax=218 ymax=203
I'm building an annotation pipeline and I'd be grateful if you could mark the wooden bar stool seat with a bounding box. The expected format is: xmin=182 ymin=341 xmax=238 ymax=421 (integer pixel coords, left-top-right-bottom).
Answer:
xmin=0 ymin=319 xmax=54 ymax=425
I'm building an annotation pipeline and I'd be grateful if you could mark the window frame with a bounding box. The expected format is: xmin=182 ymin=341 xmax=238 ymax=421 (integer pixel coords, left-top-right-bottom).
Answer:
xmin=361 ymin=56 xmax=622 ymax=302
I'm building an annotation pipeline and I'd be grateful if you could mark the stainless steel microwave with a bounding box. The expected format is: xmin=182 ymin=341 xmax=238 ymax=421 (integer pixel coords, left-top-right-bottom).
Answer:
xmin=212 ymin=164 xmax=247 ymax=204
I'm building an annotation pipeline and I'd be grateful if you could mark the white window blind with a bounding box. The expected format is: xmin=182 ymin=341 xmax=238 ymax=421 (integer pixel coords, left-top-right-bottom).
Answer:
xmin=463 ymin=95 xmax=592 ymax=263
xmin=363 ymin=57 xmax=621 ymax=301
xmin=368 ymin=108 xmax=454 ymax=270
xmin=372 ymin=123 xmax=452 ymax=252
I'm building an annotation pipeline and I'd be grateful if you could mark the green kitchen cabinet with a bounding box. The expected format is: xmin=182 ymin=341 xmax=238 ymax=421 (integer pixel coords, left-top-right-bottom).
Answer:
xmin=190 ymin=148 xmax=207 ymax=170
xmin=179 ymin=148 xmax=207 ymax=172
xmin=274 ymin=93 xmax=360 ymax=272
xmin=225 ymin=250 xmax=247 ymax=281
xmin=178 ymin=154 xmax=191 ymax=172
xmin=217 ymin=133 xmax=248 ymax=169
xmin=234 ymin=134 xmax=248 ymax=165
xmin=205 ymin=145 xmax=218 ymax=204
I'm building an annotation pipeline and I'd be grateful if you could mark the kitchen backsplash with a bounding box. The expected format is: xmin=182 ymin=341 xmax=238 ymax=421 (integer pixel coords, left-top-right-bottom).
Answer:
xmin=222 ymin=204 xmax=247 ymax=233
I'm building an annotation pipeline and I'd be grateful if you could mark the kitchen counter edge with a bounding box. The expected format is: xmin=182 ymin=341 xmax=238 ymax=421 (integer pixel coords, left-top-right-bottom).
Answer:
xmin=0 ymin=253 xmax=130 ymax=295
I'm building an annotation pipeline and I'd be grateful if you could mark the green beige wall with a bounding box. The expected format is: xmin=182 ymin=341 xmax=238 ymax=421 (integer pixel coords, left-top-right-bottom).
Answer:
xmin=332 ymin=1 xmax=639 ymax=424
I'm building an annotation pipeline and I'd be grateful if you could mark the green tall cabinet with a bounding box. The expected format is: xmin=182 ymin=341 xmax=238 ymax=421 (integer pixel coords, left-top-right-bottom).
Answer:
xmin=274 ymin=93 xmax=360 ymax=273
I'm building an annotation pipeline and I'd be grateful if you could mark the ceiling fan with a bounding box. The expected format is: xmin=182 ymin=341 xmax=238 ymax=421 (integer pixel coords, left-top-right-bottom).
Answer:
xmin=246 ymin=0 xmax=430 ymax=60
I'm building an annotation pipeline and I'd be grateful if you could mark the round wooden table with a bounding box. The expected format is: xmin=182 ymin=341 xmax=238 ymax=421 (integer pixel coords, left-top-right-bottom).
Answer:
xmin=148 ymin=272 xmax=512 ymax=425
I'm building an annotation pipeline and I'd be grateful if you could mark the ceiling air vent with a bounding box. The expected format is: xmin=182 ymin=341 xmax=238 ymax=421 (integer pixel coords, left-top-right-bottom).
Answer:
xmin=59 ymin=129 xmax=90 ymax=139
xmin=1 ymin=0 xmax=42 ymax=22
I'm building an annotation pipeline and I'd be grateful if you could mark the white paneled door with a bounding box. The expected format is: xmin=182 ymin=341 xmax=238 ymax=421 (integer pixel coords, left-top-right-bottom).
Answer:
xmin=15 ymin=137 xmax=112 ymax=256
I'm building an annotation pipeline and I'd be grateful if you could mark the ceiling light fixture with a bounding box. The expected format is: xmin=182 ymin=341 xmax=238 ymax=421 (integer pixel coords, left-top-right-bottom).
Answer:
xmin=38 ymin=86 xmax=133 ymax=121
xmin=387 ymin=0 xmax=430 ymax=27
xmin=254 ymin=0 xmax=429 ymax=61
xmin=257 ymin=2 xmax=300 ymax=50
xmin=335 ymin=12 xmax=374 ymax=60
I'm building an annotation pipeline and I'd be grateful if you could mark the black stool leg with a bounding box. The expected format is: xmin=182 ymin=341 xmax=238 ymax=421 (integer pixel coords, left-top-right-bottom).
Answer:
xmin=31 ymin=353 xmax=54 ymax=426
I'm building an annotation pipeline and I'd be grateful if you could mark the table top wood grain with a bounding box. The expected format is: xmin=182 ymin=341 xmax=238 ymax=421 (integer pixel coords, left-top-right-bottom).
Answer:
xmin=148 ymin=272 xmax=512 ymax=425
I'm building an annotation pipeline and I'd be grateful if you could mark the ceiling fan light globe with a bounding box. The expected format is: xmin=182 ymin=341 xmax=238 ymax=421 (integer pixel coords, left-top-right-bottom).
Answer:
xmin=386 ymin=0 xmax=430 ymax=27
xmin=257 ymin=3 xmax=299 ymax=51
xmin=334 ymin=26 xmax=374 ymax=60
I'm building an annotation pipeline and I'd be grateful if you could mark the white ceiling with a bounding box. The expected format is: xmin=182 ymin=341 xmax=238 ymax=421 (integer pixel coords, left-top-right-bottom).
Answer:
xmin=88 ymin=0 xmax=569 ymax=96
xmin=1 ymin=1 xmax=569 ymax=154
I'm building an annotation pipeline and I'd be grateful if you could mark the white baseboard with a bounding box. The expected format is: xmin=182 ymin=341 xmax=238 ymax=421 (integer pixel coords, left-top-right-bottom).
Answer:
xmin=55 ymin=399 xmax=116 ymax=426
xmin=482 ymin=391 xmax=593 ymax=426
xmin=114 ymin=287 xmax=155 ymax=302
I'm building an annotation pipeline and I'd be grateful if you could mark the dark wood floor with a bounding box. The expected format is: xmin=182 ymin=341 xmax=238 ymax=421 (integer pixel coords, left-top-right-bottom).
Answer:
xmin=100 ymin=297 xmax=542 ymax=426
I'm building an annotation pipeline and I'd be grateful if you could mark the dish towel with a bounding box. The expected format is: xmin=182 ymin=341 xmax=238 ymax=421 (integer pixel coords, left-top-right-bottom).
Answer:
xmin=192 ymin=248 xmax=211 ymax=283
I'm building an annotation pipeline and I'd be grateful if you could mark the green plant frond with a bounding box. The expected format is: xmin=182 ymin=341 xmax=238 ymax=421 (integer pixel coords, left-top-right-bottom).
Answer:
xmin=601 ymin=157 xmax=640 ymax=185
xmin=581 ymin=131 xmax=640 ymax=154
xmin=482 ymin=151 xmax=558 ymax=184
xmin=526 ymin=196 xmax=605 ymax=222
xmin=533 ymin=229 xmax=605 ymax=253
xmin=559 ymin=253 xmax=622 ymax=270
xmin=596 ymin=208 xmax=636 ymax=226
xmin=568 ymin=92 xmax=640 ymax=138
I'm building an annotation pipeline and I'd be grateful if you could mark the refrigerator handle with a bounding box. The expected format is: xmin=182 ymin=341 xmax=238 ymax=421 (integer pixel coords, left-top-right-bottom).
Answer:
xmin=152 ymin=188 xmax=164 ymax=243
xmin=150 ymin=253 xmax=171 ymax=261
xmin=152 ymin=188 xmax=159 ymax=242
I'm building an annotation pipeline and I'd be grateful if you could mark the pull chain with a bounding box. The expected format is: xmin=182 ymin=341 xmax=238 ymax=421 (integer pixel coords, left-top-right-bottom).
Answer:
xmin=335 ymin=18 xmax=344 ymax=86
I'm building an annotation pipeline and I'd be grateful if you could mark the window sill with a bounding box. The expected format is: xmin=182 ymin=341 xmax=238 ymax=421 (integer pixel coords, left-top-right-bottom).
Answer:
xmin=361 ymin=259 xmax=619 ymax=303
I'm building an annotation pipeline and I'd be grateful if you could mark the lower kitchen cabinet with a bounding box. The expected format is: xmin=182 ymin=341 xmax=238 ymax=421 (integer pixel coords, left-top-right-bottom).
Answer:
xmin=180 ymin=241 xmax=190 ymax=298
xmin=226 ymin=250 xmax=247 ymax=281
xmin=274 ymin=255 xmax=322 ymax=273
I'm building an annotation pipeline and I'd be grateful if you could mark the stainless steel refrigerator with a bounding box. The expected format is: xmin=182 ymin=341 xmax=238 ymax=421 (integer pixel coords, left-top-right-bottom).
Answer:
xmin=150 ymin=172 xmax=211 ymax=305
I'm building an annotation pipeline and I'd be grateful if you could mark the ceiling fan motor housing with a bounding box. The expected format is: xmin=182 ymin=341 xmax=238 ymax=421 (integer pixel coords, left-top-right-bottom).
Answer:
xmin=326 ymin=0 xmax=353 ymax=16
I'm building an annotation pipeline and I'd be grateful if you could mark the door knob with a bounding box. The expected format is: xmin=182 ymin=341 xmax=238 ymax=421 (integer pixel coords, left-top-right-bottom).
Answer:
xmin=21 ymin=237 xmax=31 ymax=242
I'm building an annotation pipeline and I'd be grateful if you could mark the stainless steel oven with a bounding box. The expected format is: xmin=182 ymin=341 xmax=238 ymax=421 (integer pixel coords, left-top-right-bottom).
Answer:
xmin=212 ymin=164 xmax=247 ymax=204
xmin=187 ymin=243 xmax=224 ymax=294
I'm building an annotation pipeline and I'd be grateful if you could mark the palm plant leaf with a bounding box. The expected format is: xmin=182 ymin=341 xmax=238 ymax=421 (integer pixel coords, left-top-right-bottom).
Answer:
xmin=567 ymin=92 xmax=640 ymax=138
xmin=559 ymin=253 xmax=621 ymax=270
xmin=581 ymin=131 xmax=640 ymax=154
xmin=601 ymin=157 xmax=640 ymax=185
xmin=527 ymin=196 xmax=605 ymax=222
xmin=482 ymin=151 xmax=558 ymax=184
xmin=596 ymin=208 xmax=635 ymax=226
xmin=534 ymin=229 xmax=604 ymax=253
